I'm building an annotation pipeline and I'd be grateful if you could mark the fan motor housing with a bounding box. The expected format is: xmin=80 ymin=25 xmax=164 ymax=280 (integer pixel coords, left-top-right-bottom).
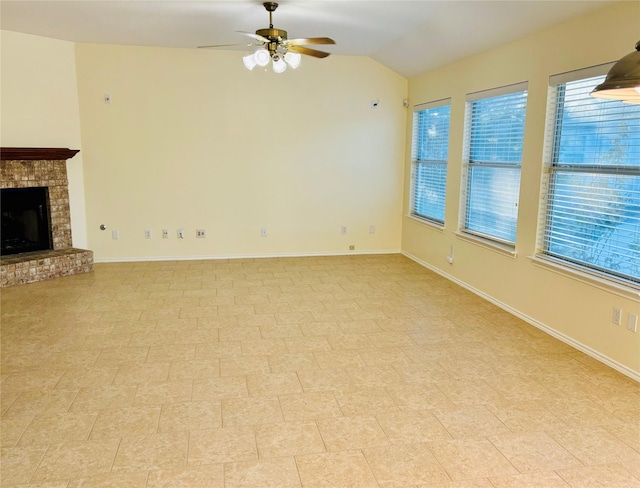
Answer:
xmin=256 ymin=28 xmax=287 ymax=41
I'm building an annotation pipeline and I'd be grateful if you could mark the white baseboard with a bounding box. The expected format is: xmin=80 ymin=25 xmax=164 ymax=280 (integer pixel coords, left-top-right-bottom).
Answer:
xmin=93 ymin=249 xmax=402 ymax=264
xmin=402 ymin=251 xmax=640 ymax=383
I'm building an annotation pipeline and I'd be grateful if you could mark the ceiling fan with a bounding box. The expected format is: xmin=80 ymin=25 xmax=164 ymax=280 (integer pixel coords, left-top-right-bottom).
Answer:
xmin=198 ymin=2 xmax=335 ymax=73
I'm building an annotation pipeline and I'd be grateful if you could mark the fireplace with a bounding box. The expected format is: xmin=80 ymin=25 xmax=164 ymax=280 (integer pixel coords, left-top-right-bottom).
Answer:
xmin=1 ymin=147 xmax=93 ymax=286
xmin=1 ymin=186 xmax=53 ymax=255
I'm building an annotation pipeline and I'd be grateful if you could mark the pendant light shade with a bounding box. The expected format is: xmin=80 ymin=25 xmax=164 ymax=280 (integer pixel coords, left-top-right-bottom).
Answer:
xmin=590 ymin=41 xmax=640 ymax=103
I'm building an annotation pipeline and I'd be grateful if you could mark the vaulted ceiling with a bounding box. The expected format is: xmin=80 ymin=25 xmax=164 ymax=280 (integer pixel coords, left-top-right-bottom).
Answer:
xmin=1 ymin=0 xmax=613 ymax=78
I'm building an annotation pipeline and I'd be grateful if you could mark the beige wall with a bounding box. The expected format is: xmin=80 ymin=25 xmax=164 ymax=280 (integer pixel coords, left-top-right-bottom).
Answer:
xmin=74 ymin=44 xmax=406 ymax=261
xmin=402 ymin=1 xmax=640 ymax=377
xmin=1 ymin=30 xmax=88 ymax=248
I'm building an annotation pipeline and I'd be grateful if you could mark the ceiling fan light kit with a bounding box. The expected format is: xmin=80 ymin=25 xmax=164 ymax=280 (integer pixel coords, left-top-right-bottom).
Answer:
xmin=590 ymin=40 xmax=640 ymax=104
xmin=200 ymin=2 xmax=334 ymax=74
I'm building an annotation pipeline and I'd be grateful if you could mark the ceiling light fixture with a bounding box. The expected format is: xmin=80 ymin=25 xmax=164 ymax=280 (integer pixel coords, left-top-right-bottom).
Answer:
xmin=242 ymin=47 xmax=302 ymax=73
xmin=590 ymin=40 xmax=640 ymax=104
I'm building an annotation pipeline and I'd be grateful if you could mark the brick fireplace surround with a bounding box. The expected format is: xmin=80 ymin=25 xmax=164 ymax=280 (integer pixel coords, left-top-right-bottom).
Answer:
xmin=1 ymin=148 xmax=93 ymax=287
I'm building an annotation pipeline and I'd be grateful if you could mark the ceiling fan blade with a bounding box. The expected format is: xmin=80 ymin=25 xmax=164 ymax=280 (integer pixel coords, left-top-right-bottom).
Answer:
xmin=198 ymin=43 xmax=246 ymax=49
xmin=287 ymin=45 xmax=331 ymax=59
xmin=237 ymin=31 xmax=270 ymax=43
xmin=287 ymin=37 xmax=335 ymax=46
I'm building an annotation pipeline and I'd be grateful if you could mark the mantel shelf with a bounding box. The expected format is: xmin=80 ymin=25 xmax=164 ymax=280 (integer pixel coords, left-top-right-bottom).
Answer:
xmin=1 ymin=147 xmax=80 ymax=161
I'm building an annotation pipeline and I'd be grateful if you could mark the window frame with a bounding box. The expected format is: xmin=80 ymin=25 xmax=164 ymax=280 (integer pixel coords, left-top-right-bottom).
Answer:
xmin=535 ymin=63 xmax=640 ymax=293
xmin=460 ymin=82 xmax=529 ymax=248
xmin=409 ymin=98 xmax=452 ymax=227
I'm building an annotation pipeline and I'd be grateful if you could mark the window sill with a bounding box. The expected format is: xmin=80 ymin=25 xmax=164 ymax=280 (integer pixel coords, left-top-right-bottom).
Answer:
xmin=454 ymin=231 xmax=517 ymax=258
xmin=406 ymin=215 xmax=445 ymax=232
xmin=529 ymin=255 xmax=640 ymax=301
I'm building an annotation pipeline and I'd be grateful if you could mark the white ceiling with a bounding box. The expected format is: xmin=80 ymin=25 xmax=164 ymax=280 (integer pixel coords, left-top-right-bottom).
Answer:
xmin=1 ymin=0 xmax=613 ymax=78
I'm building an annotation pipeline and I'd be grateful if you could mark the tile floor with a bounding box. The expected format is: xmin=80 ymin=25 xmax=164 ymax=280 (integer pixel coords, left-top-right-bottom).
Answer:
xmin=1 ymin=254 xmax=639 ymax=487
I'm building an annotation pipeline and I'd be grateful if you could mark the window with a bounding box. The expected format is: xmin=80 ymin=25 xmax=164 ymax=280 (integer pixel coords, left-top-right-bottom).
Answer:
xmin=410 ymin=99 xmax=451 ymax=224
xmin=541 ymin=67 xmax=640 ymax=287
xmin=462 ymin=84 xmax=528 ymax=245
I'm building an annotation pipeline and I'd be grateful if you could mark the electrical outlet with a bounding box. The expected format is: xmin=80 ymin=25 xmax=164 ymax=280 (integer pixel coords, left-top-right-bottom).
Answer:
xmin=341 ymin=226 xmax=347 ymax=235
xmin=162 ymin=229 xmax=169 ymax=239
xmin=196 ymin=229 xmax=206 ymax=238
xmin=627 ymin=313 xmax=638 ymax=332
xmin=145 ymin=230 xmax=152 ymax=239
xmin=112 ymin=230 xmax=119 ymax=240
xmin=177 ymin=228 xmax=184 ymax=239
xmin=612 ymin=307 xmax=622 ymax=325
xmin=369 ymin=224 xmax=376 ymax=234
xmin=261 ymin=227 xmax=268 ymax=237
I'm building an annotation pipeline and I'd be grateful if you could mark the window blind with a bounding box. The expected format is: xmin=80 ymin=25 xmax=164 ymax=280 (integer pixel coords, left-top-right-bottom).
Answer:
xmin=463 ymin=85 xmax=528 ymax=244
xmin=542 ymin=73 xmax=640 ymax=286
xmin=411 ymin=100 xmax=451 ymax=224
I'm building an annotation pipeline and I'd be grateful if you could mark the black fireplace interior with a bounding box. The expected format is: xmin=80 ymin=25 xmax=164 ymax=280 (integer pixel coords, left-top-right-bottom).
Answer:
xmin=1 ymin=187 xmax=53 ymax=256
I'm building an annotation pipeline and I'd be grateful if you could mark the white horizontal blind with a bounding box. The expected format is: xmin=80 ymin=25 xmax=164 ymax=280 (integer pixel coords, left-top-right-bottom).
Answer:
xmin=542 ymin=74 xmax=640 ymax=286
xmin=463 ymin=85 xmax=527 ymax=243
xmin=411 ymin=100 xmax=451 ymax=224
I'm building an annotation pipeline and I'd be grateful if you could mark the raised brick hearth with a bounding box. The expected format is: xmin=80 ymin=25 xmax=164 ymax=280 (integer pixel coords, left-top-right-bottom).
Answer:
xmin=1 ymin=148 xmax=93 ymax=287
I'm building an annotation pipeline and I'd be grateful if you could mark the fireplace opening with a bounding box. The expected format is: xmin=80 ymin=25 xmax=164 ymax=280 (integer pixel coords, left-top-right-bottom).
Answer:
xmin=1 ymin=187 xmax=53 ymax=256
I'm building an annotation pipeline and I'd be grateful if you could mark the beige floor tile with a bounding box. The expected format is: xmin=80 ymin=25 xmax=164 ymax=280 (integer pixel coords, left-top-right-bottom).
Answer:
xmin=157 ymin=401 xmax=222 ymax=432
xmin=69 ymin=385 xmax=137 ymax=413
xmin=377 ymin=409 xmax=452 ymax=444
xmin=347 ymin=365 xmax=404 ymax=389
xmin=90 ymin=405 xmax=161 ymax=439
xmin=385 ymin=383 xmax=457 ymax=412
xmin=219 ymin=326 xmax=262 ymax=342
xmin=484 ymin=400 xmax=568 ymax=433
xmin=549 ymin=426 xmax=640 ymax=465
xmin=334 ymin=388 xmax=399 ymax=416
xmin=255 ymin=421 xmax=326 ymax=458
xmin=66 ymin=472 xmax=149 ymax=487
xmin=55 ymin=366 xmax=120 ymax=389
xmin=18 ymin=411 xmax=98 ymax=447
xmin=284 ymin=336 xmax=332 ymax=353
xmin=363 ymin=442 xmax=451 ymax=487
xmin=313 ymin=350 xmax=366 ymax=369
xmin=192 ymin=376 xmax=248 ymax=401
xmin=2 ymin=368 xmax=67 ymax=394
xmin=297 ymin=368 xmax=356 ymax=392
xmin=279 ymin=391 xmax=343 ymax=421
xmin=246 ymin=372 xmax=303 ymax=397
xmin=131 ymin=380 xmax=193 ymax=406
xmin=219 ymin=355 xmax=271 ymax=376
xmin=434 ymin=405 xmax=510 ymax=439
xmin=1 ymin=445 xmax=49 ymax=485
xmin=4 ymin=255 xmax=639 ymax=488
xmin=241 ymin=338 xmax=289 ymax=355
xmin=299 ymin=321 xmax=344 ymax=337
xmin=428 ymin=439 xmax=519 ymax=481
xmin=295 ymin=450 xmax=379 ymax=488
xmin=112 ymin=362 xmax=170 ymax=385
xmin=316 ymin=415 xmax=389 ymax=451
xmin=195 ymin=341 xmax=243 ymax=359
xmin=259 ymin=324 xmax=304 ymax=339
xmin=222 ymin=396 xmax=284 ymax=427
xmin=188 ymin=426 xmax=257 ymax=465
xmin=168 ymin=359 xmax=220 ymax=380
xmin=225 ymin=456 xmax=302 ymax=488
xmin=146 ymin=464 xmax=224 ymax=488
xmin=555 ymin=463 xmax=640 ymax=488
xmin=488 ymin=471 xmax=571 ymax=487
xmin=32 ymin=438 xmax=120 ymax=483
xmin=112 ymin=431 xmax=188 ymax=472
xmin=268 ymin=352 xmax=320 ymax=373
xmin=1 ymin=415 xmax=33 ymax=447
xmin=488 ymin=431 xmax=582 ymax=472
xmin=4 ymin=390 xmax=79 ymax=418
